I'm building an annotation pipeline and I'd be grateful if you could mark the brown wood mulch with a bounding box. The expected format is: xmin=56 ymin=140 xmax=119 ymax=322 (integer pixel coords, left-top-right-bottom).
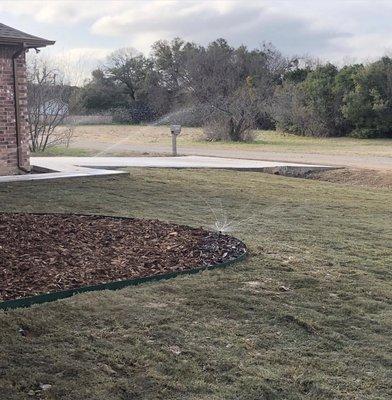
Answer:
xmin=0 ymin=213 xmax=246 ymax=301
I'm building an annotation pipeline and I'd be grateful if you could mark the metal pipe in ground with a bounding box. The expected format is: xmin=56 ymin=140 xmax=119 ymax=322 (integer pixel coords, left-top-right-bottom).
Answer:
xmin=172 ymin=134 xmax=177 ymax=156
xmin=170 ymin=125 xmax=181 ymax=157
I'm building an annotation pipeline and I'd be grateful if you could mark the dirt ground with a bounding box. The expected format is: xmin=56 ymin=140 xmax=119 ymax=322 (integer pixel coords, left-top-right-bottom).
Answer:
xmin=306 ymin=168 xmax=392 ymax=189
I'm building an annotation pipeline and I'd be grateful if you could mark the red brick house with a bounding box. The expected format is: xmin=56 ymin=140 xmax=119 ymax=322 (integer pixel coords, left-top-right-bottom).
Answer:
xmin=0 ymin=23 xmax=54 ymax=175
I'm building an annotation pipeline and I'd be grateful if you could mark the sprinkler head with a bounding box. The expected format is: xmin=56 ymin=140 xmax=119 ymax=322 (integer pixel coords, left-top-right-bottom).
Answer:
xmin=170 ymin=124 xmax=182 ymax=136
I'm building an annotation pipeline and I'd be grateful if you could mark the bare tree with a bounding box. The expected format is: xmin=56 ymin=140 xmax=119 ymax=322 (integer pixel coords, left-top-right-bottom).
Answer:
xmin=184 ymin=40 xmax=288 ymax=141
xmin=27 ymin=56 xmax=75 ymax=152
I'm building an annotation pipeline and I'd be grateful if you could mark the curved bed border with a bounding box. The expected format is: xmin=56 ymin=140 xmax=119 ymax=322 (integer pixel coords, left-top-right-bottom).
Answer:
xmin=0 ymin=213 xmax=247 ymax=310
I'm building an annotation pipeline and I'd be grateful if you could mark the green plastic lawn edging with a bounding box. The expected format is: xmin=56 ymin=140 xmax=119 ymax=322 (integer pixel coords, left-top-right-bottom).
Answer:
xmin=0 ymin=212 xmax=247 ymax=310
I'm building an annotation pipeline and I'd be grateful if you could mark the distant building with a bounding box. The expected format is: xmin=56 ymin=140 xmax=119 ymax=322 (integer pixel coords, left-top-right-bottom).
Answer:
xmin=0 ymin=23 xmax=54 ymax=175
xmin=40 ymin=99 xmax=69 ymax=117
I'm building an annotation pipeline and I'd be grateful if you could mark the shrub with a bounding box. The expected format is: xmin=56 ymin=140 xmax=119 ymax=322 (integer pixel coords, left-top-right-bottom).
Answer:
xmin=203 ymin=114 xmax=256 ymax=142
xmin=349 ymin=128 xmax=384 ymax=139
xmin=343 ymin=57 xmax=392 ymax=138
xmin=272 ymin=83 xmax=331 ymax=137
xmin=272 ymin=63 xmax=366 ymax=137
xmin=111 ymin=103 xmax=154 ymax=124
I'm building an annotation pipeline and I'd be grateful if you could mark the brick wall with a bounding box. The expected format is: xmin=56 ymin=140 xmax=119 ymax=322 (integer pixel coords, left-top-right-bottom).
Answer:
xmin=0 ymin=46 xmax=30 ymax=175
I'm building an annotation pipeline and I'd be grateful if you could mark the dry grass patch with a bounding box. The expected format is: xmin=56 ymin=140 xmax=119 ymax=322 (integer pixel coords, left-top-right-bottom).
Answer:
xmin=67 ymin=124 xmax=392 ymax=157
xmin=307 ymin=168 xmax=392 ymax=189
xmin=69 ymin=125 xmax=204 ymax=145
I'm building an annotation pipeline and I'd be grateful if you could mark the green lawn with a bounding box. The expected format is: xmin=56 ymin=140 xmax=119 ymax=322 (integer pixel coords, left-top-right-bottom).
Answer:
xmin=32 ymin=147 xmax=95 ymax=157
xmin=0 ymin=169 xmax=391 ymax=399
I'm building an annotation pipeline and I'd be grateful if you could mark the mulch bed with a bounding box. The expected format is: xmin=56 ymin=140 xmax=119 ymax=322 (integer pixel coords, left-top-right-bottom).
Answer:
xmin=0 ymin=213 xmax=246 ymax=302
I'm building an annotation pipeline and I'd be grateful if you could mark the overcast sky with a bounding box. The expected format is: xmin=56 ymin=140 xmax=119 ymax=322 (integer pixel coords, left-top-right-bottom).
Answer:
xmin=2 ymin=0 xmax=392 ymax=82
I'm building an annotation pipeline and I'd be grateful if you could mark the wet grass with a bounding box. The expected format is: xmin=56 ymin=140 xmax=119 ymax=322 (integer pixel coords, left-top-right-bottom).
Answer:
xmin=0 ymin=169 xmax=391 ymax=399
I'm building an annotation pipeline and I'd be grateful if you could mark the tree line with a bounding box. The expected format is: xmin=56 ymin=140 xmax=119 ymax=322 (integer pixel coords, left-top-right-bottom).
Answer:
xmin=49 ymin=38 xmax=392 ymax=141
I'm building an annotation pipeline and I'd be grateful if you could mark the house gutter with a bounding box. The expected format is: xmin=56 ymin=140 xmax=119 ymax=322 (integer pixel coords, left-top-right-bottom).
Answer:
xmin=12 ymin=43 xmax=29 ymax=173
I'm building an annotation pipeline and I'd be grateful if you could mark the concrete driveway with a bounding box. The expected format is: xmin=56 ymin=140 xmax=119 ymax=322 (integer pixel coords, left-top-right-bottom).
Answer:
xmin=0 ymin=156 xmax=334 ymax=183
xmin=34 ymin=155 xmax=333 ymax=171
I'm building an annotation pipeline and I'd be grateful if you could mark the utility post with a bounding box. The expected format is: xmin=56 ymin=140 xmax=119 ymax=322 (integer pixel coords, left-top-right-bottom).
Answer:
xmin=170 ymin=125 xmax=181 ymax=156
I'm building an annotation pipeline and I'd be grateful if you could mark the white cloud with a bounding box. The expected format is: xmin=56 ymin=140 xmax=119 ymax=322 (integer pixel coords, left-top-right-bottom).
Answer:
xmin=1 ymin=0 xmax=392 ymax=66
xmin=88 ymin=0 xmax=346 ymax=55
xmin=0 ymin=0 xmax=119 ymax=24
xmin=27 ymin=47 xmax=112 ymax=85
xmin=57 ymin=47 xmax=113 ymax=84
xmin=329 ymin=34 xmax=392 ymax=62
xmin=57 ymin=47 xmax=111 ymax=63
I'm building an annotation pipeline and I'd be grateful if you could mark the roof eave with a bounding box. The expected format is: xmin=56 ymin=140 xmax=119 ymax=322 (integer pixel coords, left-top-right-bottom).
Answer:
xmin=0 ymin=38 xmax=55 ymax=48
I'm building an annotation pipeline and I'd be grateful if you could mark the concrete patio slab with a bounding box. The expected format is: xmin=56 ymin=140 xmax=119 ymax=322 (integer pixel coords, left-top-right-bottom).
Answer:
xmin=0 ymin=156 xmax=335 ymax=183
xmin=0 ymin=169 xmax=125 ymax=183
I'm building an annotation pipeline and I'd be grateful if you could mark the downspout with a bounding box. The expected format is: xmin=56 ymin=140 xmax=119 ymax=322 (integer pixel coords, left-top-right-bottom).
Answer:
xmin=12 ymin=44 xmax=29 ymax=173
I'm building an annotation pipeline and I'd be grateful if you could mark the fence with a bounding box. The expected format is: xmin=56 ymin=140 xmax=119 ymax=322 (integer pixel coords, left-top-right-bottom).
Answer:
xmin=63 ymin=115 xmax=113 ymax=125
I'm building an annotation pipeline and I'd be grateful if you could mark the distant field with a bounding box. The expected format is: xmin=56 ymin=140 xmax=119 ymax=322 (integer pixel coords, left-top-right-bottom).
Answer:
xmin=66 ymin=125 xmax=392 ymax=158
